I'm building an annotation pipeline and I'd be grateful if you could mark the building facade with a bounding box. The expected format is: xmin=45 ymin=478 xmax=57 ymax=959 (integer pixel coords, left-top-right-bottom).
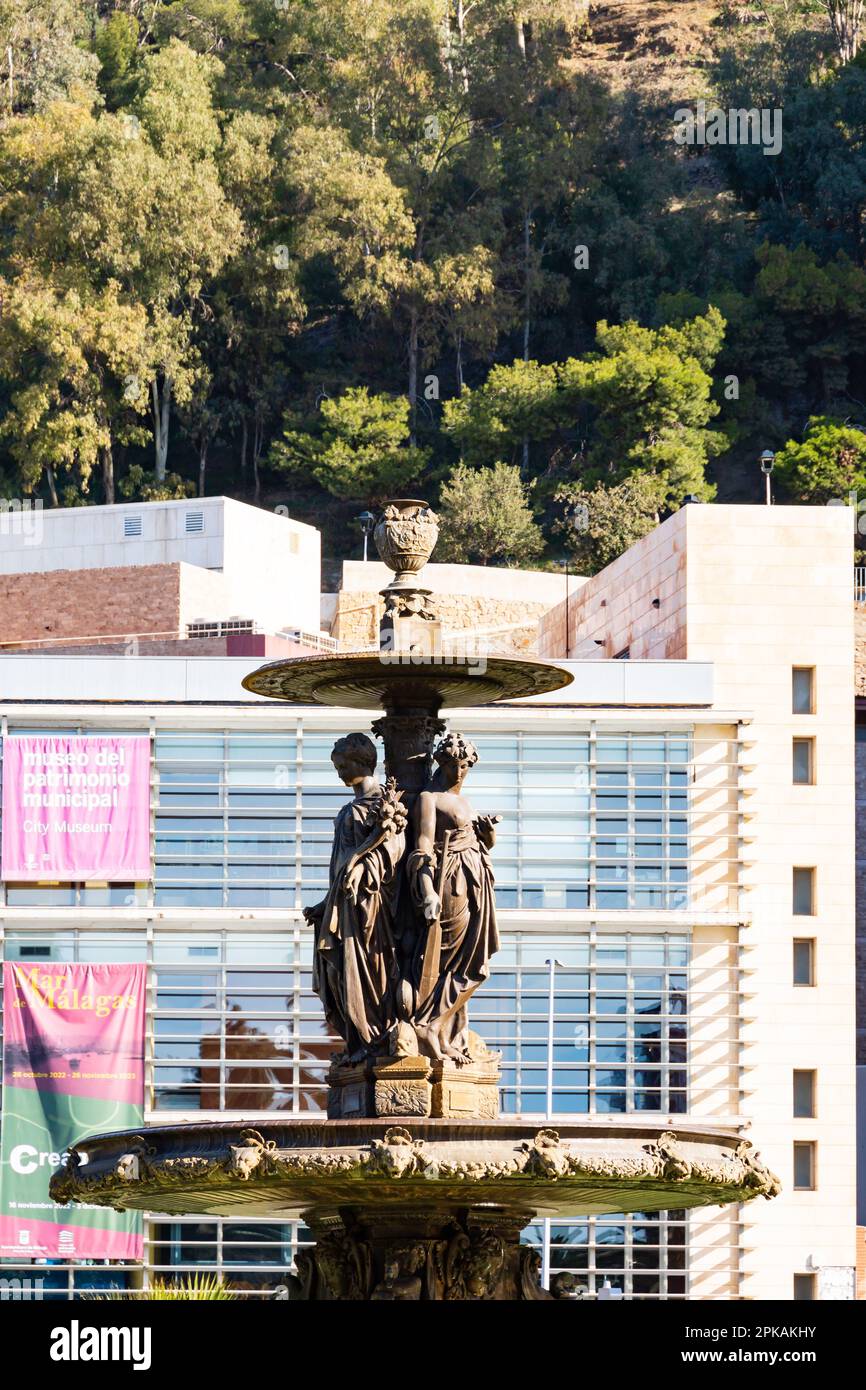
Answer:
xmin=0 ymin=503 xmax=856 ymax=1301
xmin=0 ymin=497 xmax=322 ymax=649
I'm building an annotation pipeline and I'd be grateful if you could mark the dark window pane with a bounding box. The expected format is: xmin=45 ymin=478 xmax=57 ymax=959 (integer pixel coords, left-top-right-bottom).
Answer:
xmin=793 ymin=1142 xmax=815 ymax=1189
xmin=792 ymin=668 xmax=814 ymax=715
xmin=793 ymin=939 xmax=815 ymax=986
xmin=792 ymin=738 xmax=813 ymax=784
xmin=793 ymin=1070 xmax=815 ymax=1118
xmin=793 ymin=868 xmax=815 ymax=916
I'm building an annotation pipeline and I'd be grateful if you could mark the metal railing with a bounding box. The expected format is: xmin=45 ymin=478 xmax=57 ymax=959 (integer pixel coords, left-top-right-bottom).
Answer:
xmin=855 ymin=567 xmax=866 ymax=603
xmin=278 ymin=629 xmax=338 ymax=653
xmin=187 ymin=619 xmax=257 ymax=638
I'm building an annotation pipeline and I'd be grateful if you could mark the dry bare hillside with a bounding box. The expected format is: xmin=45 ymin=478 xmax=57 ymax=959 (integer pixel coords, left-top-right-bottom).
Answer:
xmin=576 ymin=1 xmax=736 ymax=95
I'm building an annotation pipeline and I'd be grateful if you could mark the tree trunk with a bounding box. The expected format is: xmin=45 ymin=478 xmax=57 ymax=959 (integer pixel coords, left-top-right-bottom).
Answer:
xmin=408 ymin=306 xmax=419 ymax=445
xmin=240 ymin=414 xmax=248 ymax=474
xmin=253 ymin=407 xmax=264 ymax=504
xmin=456 ymin=0 xmax=469 ymax=93
xmin=101 ymin=445 xmax=115 ymax=505
xmin=198 ymin=440 xmax=208 ymax=498
xmin=522 ymin=208 xmax=531 ymax=475
xmin=522 ymin=209 xmax=531 ymax=362
xmin=45 ymin=466 xmax=59 ymax=508
xmin=455 ymin=330 xmax=464 ymax=394
xmin=6 ymin=44 xmax=13 ymax=111
xmin=515 ymin=16 xmax=527 ymax=58
xmin=94 ymin=395 xmax=115 ymax=503
xmin=828 ymin=0 xmax=864 ymax=61
xmin=151 ymin=375 xmax=173 ymax=480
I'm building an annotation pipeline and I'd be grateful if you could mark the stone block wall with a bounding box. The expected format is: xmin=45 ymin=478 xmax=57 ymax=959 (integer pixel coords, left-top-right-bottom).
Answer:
xmin=0 ymin=563 xmax=183 ymax=650
xmin=330 ymin=590 xmax=550 ymax=655
xmin=537 ymin=509 xmax=689 ymax=659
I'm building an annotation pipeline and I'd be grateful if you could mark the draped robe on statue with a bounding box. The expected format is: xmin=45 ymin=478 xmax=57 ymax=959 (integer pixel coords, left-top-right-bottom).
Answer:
xmin=312 ymin=790 xmax=405 ymax=1058
xmin=407 ymin=820 xmax=499 ymax=1056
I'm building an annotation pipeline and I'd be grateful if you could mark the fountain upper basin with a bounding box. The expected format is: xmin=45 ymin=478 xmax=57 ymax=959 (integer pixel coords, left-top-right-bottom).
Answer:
xmin=242 ymin=652 xmax=573 ymax=711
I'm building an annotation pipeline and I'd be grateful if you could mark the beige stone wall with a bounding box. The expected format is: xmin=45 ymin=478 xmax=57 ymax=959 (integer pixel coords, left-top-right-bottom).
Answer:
xmin=855 ymin=606 xmax=866 ymax=695
xmin=331 ymin=589 xmax=550 ymax=656
xmin=340 ymin=559 xmax=586 ymax=605
xmin=537 ymin=507 xmax=689 ymax=659
xmin=539 ymin=503 xmax=857 ymax=1300
xmin=693 ymin=508 xmax=855 ymax=1299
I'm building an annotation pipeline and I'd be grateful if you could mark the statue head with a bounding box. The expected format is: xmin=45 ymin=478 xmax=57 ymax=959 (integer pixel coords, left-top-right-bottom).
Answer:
xmin=433 ymin=732 xmax=478 ymax=783
xmin=332 ymin=733 xmax=378 ymax=786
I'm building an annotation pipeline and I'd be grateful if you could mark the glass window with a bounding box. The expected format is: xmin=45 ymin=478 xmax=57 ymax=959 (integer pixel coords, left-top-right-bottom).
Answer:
xmin=793 ymin=1070 xmax=816 ymax=1119
xmin=792 ymin=738 xmax=814 ymax=785
xmin=793 ymin=1273 xmax=816 ymax=1301
xmin=792 ymin=868 xmax=815 ymax=916
xmin=521 ymin=1210 xmax=688 ymax=1299
xmin=793 ymin=1141 xmax=816 ymax=1190
xmin=793 ymin=939 xmax=815 ymax=987
xmin=792 ymin=668 xmax=814 ymax=715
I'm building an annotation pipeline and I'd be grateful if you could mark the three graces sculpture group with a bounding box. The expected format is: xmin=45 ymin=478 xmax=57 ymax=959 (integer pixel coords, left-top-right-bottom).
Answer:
xmin=303 ymin=731 xmax=500 ymax=1069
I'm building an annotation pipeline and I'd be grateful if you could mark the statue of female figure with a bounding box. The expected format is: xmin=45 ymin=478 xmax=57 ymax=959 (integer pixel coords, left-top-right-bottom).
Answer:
xmin=407 ymin=733 xmax=500 ymax=1064
xmin=303 ymin=734 xmax=407 ymax=1062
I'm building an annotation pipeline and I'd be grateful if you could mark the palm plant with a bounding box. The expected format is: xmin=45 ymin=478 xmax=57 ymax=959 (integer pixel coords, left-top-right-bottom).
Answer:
xmin=88 ymin=1273 xmax=238 ymax=1301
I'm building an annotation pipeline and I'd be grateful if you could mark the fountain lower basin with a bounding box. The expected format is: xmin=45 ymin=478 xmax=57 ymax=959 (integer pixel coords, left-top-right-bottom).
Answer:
xmin=50 ymin=1118 xmax=779 ymax=1300
xmin=51 ymin=1117 xmax=778 ymax=1219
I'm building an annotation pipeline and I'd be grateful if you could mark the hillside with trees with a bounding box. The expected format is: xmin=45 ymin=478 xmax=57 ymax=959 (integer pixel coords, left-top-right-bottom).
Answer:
xmin=1 ymin=0 xmax=865 ymax=567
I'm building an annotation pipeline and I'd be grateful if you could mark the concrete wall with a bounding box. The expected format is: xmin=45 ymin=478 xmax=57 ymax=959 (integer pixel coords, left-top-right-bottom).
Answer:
xmin=689 ymin=506 xmax=855 ymax=1300
xmin=0 ymin=497 xmax=228 ymax=574
xmin=0 ymin=654 xmax=713 ymax=707
xmin=221 ymin=498 xmax=320 ymax=636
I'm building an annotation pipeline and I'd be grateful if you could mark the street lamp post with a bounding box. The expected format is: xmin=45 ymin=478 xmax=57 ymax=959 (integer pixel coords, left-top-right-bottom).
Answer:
xmin=354 ymin=510 xmax=376 ymax=562
xmin=759 ymin=450 xmax=775 ymax=506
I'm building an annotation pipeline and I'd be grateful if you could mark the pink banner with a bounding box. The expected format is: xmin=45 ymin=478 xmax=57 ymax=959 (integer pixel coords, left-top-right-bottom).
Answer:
xmin=1 ymin=736 xmax=150 ymax=881
xmin=0 ymin=963 xmax=146 ymax=1259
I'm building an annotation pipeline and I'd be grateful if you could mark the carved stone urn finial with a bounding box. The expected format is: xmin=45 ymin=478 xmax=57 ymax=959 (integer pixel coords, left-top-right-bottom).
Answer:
xmin=374 ymin=499 xmax=440 ymax=592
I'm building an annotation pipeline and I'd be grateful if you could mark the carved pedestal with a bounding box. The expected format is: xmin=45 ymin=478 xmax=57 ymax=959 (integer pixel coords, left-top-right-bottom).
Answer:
xmin=326 ymin=1062 xmax=371 ymax=1120
xmin=292 ymin=1204 xmax=550 ymax=1302
xmin=431 ymin=1056 xmax=500 ymax=1119
xmin=373 ymin=1056 xmax=432 ymax=1117
xmin=328 ymin=1051 xmax=501 ymax=1119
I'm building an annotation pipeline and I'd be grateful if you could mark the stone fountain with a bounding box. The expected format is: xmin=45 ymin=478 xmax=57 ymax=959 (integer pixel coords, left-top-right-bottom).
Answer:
xmin=51 ymin=499 xmax=780 ymax=1300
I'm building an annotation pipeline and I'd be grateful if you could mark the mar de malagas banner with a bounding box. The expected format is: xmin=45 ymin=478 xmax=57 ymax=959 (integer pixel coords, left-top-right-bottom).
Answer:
xmin=0 ymin=962 xmax=146 ymax=1259
xmin=0 ymin=734 xmax=151 ymax=881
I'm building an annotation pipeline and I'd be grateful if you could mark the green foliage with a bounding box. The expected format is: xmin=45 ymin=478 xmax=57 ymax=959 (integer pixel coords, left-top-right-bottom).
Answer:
xmin=437 ymin=462 xmax=545 ymax=565
xmin=554 ymin=474 xmax=669 ymax=574
xmin=119 ymin=466 xmax=196 ymax=501
xmin=0 ymin=0 xmax=861 ymax=543
xmin=271 ymin=389 xmax=428 ymax=502
xmin=0 ymin=0 xmax=98 ymax=113
xmin=559 ymin=309 xmax=726 ymax=501
xmin=445 ymin=310 xmax=725 ymax=504
xmin=0 ymin=273 xmax=152 ymax=499
xmin=442 ymin=361 xmax=562 ymax=467
xmin=775 ymin=416 xmax=866 ymax=503
xmin=95 ymin=11 xmax=140 ymax=109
